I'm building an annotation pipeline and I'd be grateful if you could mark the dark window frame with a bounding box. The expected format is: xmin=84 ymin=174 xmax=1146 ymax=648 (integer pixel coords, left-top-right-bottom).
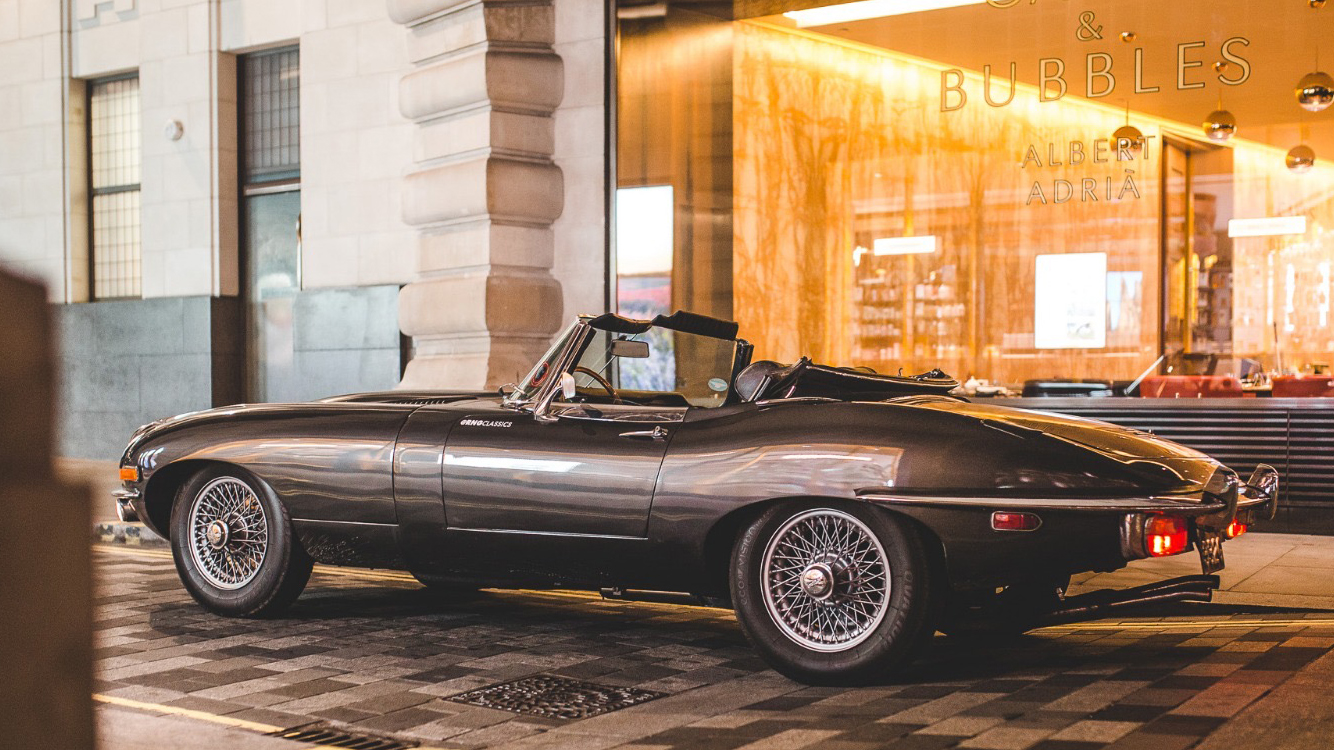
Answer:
xmin=87 ymin=71 xmax=142 ymax=301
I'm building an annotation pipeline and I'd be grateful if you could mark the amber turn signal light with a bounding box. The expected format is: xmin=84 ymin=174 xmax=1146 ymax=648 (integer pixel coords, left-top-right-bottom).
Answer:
xmin=119 ymin=466 xmax=140 ymax=482
xmin=1226 ymin=520 xmax=1248 ymax=539
xmin=1146 ymin=515 xmax=1189 ymax=556
xmin=992 ymin=511 xmax=1042 ymax=531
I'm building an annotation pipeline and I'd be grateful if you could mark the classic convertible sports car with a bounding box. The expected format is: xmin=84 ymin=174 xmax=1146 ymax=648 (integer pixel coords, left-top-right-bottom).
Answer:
xmin=116 ymin=310 xmax=1279 ymax=685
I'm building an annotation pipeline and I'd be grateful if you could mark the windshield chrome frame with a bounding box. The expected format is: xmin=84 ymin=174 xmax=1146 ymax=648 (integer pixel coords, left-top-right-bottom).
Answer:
xmin=502 ymin=318 xmax=595 ymax=422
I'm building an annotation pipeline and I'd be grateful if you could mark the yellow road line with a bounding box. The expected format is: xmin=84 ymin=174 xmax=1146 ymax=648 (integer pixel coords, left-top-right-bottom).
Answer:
xmin=94 ymin=693 xmax=453 ymax=749
xmin=93 ymin=693 xmax=283 ymax=733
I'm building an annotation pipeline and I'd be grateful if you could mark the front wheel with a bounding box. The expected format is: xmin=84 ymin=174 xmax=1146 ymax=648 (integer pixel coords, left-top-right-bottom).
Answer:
xmin=170 ymin=466 xmax=313 ymax=617
xmin=730 ymin=502 xmax=936 ymax=685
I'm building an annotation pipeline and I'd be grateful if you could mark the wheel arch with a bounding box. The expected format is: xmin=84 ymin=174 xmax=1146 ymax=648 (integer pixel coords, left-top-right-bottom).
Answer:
xmin=700 ymin=495 xmax=951 ymax=600
xmin=142 ymin=459 xmax=274 ymax=540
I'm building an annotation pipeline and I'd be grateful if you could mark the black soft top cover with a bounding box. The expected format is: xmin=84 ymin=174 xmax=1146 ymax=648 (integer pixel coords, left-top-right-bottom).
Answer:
xmin=588 ymin=310 xmax=740 ymax=340
xmin=752 ymin=358 xmax=960 ymax=401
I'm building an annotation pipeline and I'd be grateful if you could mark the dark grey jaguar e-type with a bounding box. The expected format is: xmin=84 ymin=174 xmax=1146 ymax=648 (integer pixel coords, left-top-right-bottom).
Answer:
xmin=116 ymin=310 xmax=1278 ymax=684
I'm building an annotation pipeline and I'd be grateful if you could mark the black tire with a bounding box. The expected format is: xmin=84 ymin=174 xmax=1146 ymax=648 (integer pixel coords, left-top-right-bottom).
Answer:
xmin=169 ymin=465 xmax=313 ymax=617
xmin=730 ymin=501 xmax=936 ymax=685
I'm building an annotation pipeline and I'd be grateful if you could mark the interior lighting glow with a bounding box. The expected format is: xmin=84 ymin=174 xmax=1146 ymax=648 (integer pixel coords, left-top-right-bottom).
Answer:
xmin=873 ymin=235 xmax=939 ymax=256
xmin=785 ymin=0 xmax=985 ymax=27
xmin=1228 ymin=216 xmax=1308 ymax=238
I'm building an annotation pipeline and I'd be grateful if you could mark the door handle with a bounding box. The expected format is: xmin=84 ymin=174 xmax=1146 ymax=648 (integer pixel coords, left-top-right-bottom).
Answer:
xmin=620 ymin=425 xmax=669 ymax=441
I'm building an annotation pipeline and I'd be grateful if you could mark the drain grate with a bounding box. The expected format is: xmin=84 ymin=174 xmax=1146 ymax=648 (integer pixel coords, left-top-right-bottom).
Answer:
xmin=448 ymin=674 xmax=664 ymax=720
xmin=268 ymin=722 xmax=417 ymax=750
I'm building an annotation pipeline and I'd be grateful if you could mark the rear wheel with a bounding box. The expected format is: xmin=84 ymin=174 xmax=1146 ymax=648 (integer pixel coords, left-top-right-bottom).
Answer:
xmin=170 ymin=466 xmax=312 ymax=617
xmin=730 ymin=501 xmax=936 ymax=685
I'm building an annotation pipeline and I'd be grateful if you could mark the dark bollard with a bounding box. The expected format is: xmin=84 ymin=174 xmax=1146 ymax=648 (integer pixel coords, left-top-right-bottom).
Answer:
xmin=0 ymin=266 xmax=94 ymax=749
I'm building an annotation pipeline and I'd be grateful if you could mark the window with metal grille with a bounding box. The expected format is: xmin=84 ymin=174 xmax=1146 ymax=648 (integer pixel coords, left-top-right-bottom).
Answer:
xmin=241 ymin=47 xmax=300 ymax=184
xmin=89 ymin=74 xmax=142 ymax=300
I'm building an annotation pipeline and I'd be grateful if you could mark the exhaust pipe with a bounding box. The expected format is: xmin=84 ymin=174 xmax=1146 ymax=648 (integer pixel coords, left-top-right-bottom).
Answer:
xmin=1038 ymin=574 xmax=1220 ymax=625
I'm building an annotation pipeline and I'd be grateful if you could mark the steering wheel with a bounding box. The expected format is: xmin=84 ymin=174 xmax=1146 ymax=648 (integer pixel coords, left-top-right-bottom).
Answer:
xmin=572 ymin=366 xmax=619 ymax=401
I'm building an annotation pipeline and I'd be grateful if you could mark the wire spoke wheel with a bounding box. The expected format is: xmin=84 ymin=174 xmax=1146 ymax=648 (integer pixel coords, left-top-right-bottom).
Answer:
xmin=187 ymin=476 xmax=270 ymax=590
xmin=760 ymin=508 xmax=890 ymax=652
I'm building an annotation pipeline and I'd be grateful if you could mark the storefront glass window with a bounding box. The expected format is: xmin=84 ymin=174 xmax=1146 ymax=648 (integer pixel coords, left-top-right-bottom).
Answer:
xmin=616 ymin=0 xmax=1334 ymax=387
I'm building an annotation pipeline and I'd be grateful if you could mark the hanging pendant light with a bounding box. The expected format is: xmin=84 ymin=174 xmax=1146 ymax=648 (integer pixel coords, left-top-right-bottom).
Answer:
xmin=1296 ymin=71 xmax=1334 ymax=112
xmin=1113 ymin=102 xmax=1143 ymax=155
xmin=1287 ymin=145 xmax=1317 ymax=174
xmin=1203 ymin=110 xmax=1237 ymax=142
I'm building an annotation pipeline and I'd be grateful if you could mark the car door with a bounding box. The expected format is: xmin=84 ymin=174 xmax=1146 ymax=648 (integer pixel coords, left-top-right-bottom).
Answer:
xmin=440 ymin=403 xmax=683 ymax=538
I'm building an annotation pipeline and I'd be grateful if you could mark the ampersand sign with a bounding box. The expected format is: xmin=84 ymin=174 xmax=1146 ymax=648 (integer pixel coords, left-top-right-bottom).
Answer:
xmin=1076 ymin=11 xmax=1104 ymax=41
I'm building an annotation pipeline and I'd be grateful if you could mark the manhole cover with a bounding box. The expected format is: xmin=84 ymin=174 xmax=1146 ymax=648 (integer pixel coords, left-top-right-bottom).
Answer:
xmin=448 ymin=674 xmax=664 ymax=719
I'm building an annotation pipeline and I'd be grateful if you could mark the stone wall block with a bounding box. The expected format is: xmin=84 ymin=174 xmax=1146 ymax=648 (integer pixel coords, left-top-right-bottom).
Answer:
xmin=387 ymin=0 xmax=473 ymax=27
xmin=414 ymin=108 xmax=554 ymax=163
xmin=417 ymin=220 xmax=554 ymax=271
xmin=405 ymin=3 xmax=554 ymax=64
xmin=399 ymin=46 xmax=488 ymax=119
xmin=399 ymin=48 xmax=562 ymax=121
xmin=484 ymin=270 xmax=563 ymax=335
xmin=398 ymin=269 xmax=561 ymax=339
xmin=487 ymin=157 xmax=564 ymax=223
xmin=398 ymin=271 xmax=490 ymax=337
xmin=483 ymin=3 xmax=555 ymax=47
xmin=403 ymin=154 xmax=562 ymax=227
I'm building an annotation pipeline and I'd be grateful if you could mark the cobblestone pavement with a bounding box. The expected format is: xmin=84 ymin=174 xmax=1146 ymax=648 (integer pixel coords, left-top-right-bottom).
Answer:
xmin=94 ymin=545 xmax=1334 ymax=750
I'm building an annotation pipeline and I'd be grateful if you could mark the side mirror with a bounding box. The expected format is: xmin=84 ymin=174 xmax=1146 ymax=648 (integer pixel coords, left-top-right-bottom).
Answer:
xmin=611 ymin=339 xmax=650 ymax=359
xmin=560 ymin=372 xmax=577 ymax=400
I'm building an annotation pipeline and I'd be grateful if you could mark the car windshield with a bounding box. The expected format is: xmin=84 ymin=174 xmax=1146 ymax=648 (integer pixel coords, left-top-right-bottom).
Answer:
xmin=568 ymin=326 xmax=738 ymax=408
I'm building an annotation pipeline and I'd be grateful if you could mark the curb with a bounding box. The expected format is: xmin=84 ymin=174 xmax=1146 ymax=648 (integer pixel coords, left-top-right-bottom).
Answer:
xmin=94 ymin=521 xmax=168 ymax=548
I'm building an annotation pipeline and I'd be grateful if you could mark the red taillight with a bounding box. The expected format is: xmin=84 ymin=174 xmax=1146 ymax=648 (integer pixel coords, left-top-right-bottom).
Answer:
xmin=1226 ymin=520 xmax=1248 ymax=539
xmin=992 ymin=511 xmax=1042 ymax=531
xmin=1146 ymin=515 xmax=1189 ymax=557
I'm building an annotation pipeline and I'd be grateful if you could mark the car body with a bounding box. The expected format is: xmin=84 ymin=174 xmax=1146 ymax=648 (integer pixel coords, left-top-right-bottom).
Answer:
xmin=116 ymin=310 xmax=1279 ymax=684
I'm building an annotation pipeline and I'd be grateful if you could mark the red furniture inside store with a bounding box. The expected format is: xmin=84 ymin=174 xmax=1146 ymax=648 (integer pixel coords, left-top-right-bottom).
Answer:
xmin=1139 ymin=376 xmax=1244 ymax=398
xmin=1271 ymin=375 xmax=1334 ymax=398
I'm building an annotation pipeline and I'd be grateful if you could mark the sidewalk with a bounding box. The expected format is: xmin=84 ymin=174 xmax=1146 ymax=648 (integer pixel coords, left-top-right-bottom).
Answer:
xmin=66 ymin=458 xmax=1334 ymax=610
xmin=1071 ymin=530 xmax=1334 ymax=610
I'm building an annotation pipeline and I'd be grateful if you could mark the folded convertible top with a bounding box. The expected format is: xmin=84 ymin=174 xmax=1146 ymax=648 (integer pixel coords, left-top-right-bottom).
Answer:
xmin=588 ymin=310 xmax=740 ymax=340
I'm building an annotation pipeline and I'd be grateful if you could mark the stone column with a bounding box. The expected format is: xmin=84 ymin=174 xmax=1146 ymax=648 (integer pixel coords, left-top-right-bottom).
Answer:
xmin=0 ymin=265 xmax=93 ymax=749
xmin=388 ymin=0 xmax=566 ymax=389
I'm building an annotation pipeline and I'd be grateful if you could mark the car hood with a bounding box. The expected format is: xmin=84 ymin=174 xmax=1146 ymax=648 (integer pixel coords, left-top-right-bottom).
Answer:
xmin=121 ymin=390 xmax=492 ymax=463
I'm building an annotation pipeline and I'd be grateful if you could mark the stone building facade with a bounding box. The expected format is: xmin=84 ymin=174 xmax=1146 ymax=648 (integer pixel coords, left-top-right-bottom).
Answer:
xmin=0 ymin=0 xmax=607 ymax=458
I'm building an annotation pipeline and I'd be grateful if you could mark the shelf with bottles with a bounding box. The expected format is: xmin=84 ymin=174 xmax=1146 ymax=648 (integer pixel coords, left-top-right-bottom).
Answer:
xmin=852 ymin=283 xmax=904 ymax=304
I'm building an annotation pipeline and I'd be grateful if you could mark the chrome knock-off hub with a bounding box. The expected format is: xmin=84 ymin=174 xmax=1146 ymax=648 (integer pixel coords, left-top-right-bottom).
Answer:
xmin=800 ymin=562 xmax=835 ymax=600
xmin=206 ymin=520 xmax=229 ymax=549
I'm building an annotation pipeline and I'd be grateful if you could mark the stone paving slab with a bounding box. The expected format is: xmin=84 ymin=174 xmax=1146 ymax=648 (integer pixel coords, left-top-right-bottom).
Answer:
xmin=91 ymin=545 xmax=1334 ymax=750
